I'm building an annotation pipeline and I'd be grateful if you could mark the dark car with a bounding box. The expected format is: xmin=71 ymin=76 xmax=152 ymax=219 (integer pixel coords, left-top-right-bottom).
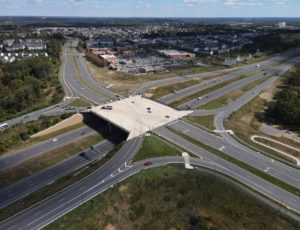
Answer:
xmin=144 ymin=161 xmax=152 ymax=166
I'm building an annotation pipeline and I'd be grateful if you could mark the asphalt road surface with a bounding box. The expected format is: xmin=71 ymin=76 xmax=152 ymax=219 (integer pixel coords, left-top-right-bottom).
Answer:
xmin=0 ymin=134 xmax=124 ymax=209
xmin=0 ymin=126 xmax=95 ymax=171
xmin=153 ymin=127 xmax=300 ymax=215
xmin=167 ymin=120 xmax=300 ymax=188
xmin=0 ymin=135 xmax=144 ymax=230
xmin=177 ymin=57 xmax=300 ymax=110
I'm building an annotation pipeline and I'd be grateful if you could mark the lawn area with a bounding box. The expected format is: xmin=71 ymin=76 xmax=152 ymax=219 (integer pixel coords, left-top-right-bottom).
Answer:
xmin=169 ymin=74 xmax=248 ymax=107
xmin=132 ymin=135 xmax=181 ymax=162
xmin=199 ymin=75 xmax=271 ymax=110
xmin=46 ymin=165 xmax=299 ymax=230
xmin=184 ymin=115 xmax=215 ymax=131
xmin=66 ymin=97 xmax=93 ymax=107
xmin=0 ymin=133 xmax=103 ymax=188
xmin=149 ymin=79 xmax=204 ymax=100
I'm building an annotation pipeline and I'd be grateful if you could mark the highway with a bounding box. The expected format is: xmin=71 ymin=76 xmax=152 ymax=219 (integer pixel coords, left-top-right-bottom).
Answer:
xmin=73 ymin=49 xmax=119 ymax=99
xmin=167 ymin=120 xmax=300 ymax=188
xmin=153 ymin=127 xmax=300 ymax=213
xmin=0 ymin=134 xmax=125 ymax=209
xmin=158 ymin=56 xmax=282 ymax=105
xmin=0 ymin=135 xmax=144 ymax=230
xmin=1 ymin=148 xmax=299 ymax=229
xmin=0 ymin=126 xmax=96 ymax=171
xmin=1 ymin=37 xmax=300 ymax=229
xmin=134 ymin=54 xmax=284 ymax=95
xmin=177 ymin=57 xmax=300 ymax=110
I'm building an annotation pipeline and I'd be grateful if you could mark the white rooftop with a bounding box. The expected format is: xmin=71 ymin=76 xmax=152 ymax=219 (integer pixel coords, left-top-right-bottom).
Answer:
xmin=91 ymin=95 xmax=191 ymax=139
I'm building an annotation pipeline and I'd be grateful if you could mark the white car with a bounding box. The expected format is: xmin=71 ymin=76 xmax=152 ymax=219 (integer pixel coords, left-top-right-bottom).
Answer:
xmin=52 ymin=138 xmax=58 ymax=142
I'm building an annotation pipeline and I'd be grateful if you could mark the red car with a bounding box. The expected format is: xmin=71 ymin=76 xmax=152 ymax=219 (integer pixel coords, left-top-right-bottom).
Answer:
xmin=144 ymin=161 xmax=152 ymax=166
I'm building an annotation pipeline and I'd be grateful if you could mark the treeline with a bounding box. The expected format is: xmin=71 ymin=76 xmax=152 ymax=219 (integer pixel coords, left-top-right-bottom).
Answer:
xmin=245 ymin=33 xmax=300 ymax=54
xmin=85 ymin=51 xmax=107 ymax=67
xmin=0 ymin=114 xmax=72 ymax=154
xmin=0 ymin=36 xmax=64 ymax=120
xmin=266 ymin=64 xmax=300 ymax=128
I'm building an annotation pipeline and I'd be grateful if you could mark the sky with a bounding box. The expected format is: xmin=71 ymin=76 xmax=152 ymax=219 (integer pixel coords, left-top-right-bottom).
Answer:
xmin=0 ymin=0 xmax=299 ymax=17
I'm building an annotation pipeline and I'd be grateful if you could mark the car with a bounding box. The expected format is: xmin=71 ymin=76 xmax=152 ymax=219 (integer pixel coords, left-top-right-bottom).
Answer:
xmin=263 ymin=73 xmax=267 ymax=75
xmin=144 ymin=161 xmax=152 ymax=166
xmin=197 ymin=97 xmax=202 ymax=101
xmin=52 ymin=138 xmax=58 ymax=142
xmin=165 ymin=115 xmax=170 ymax=118
xmin=0 ymin=123 xmax=8 ymax=129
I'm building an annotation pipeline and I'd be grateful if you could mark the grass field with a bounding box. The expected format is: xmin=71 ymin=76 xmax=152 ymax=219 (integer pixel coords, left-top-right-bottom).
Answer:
xmin=132 ymin=135 xmax=181 ymax=162
xmin=46 ymin=165 xmax=299 ymax=230
xmin=149 ymin=79 xmax=205 ymax=100
xmin=184 ymin=115 xmax=215 ymax=131
xmin=66 ymin=98 xmax=93 ymax=107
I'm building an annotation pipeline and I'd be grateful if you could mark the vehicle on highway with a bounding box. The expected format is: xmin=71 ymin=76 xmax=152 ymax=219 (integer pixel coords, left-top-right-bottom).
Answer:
xmin=144 ymin=161 xmax=152 ymax=166
xmin=197 ymin=97 xmax=202 ymax=101
xmin=52 ymin=138 xmax=58 ymax=142
xmin=0 ymin=123 xmax=8 ymax=129
xmin=263 ymin=72 xmax=267 ymax=75
xmin=101 ymin=105 xmax=113 ymax=110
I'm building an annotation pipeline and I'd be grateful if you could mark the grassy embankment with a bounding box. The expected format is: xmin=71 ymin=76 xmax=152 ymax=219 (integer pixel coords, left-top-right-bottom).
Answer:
xmin=66 ymin=97 xmax=93 ymax=107
xmin=132 ymin=135 xmax=182 ymax=162
xmin=0 ymin=114 xmax=74 ymax=156
xmin=184 ymin=115 xmax=216 ymax=131
xmin=46 ymin=165 xmax=299 ymax=230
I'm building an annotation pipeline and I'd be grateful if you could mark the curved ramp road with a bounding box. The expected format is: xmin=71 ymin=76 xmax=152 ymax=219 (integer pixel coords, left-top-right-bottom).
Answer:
xmin=64 ymin=48 xmax=108 ymax=105
xmin=73 ymin=49 xmax=119 ymax=99
xmin=0 ymin=135 xmax=124 ymax=209
xmin=2 ymin=152 xmax=299 ymax=229
xmin=0 ymin=126 xmax=96 ymax=171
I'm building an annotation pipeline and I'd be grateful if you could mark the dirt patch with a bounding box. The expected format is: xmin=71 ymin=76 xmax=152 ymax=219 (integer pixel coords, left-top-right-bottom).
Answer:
xmin=103 ymin=224 xmax=116 ymax=230
xmin=259 ymin=92 xmax=273 ymax=101
xmin=31 ymin=114 xmax=83 ymax=138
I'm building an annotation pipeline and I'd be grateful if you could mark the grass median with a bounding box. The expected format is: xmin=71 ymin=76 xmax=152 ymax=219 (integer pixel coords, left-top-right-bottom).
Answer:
xmin=167 ymin=127 xmax=300 ymax=197
xmin=0 ymin=133 xmax=103 ymax=188
xmin=199 ymin=75 xmax=271 ymax=110
xmin=169 ymin=74 xmax=251 ymax=108
xmin=132 ymin=135 xmax=182 ymax=162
